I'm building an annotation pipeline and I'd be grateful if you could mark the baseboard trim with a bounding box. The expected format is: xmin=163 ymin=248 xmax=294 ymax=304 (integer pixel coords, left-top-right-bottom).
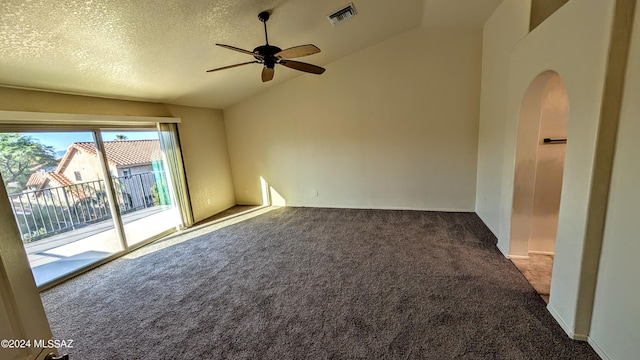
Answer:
xmin=573 ymin=333 xmax=589 ymax=341
xmin=546 ymin=304 xmax=590 ymax=341
xmin=528 ymin=250 xmax=555 ymax=256
xmin=496 ymin=242 xmax=509 ymax=258
xmin=292 ymin=204 xmax=476 ymax=213
xmin=547 ymin=304 xmax=575 ymax=338
xmin=476 ymin=212 xmax=499 ymax=238
xmin=588 ymin=337 xmax=612 ymax=360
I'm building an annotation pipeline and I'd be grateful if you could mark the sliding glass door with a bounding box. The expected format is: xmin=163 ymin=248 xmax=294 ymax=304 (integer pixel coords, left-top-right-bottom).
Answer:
xmin=0 ymin=127 xmax=183 ymax=287
xmin=0 ymin=131 xmax=123 ymax=285
xmin=100 ymin=130 xmax=180 ymax=246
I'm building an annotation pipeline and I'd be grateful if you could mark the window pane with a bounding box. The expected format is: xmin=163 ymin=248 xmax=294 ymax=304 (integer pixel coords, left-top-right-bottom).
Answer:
xmin=100 ymin=130 xmax=181 ymax=247
xmin=0 ymin=131 xmax=123 ymax=286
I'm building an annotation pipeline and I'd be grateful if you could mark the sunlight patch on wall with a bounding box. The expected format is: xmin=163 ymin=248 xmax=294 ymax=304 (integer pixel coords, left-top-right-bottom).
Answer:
xmin=260 ymin=176 xmax=270 ymax=206
xmin=260 ymin=176 xmax=286 ymax=206
xmin=270 ymin=186 xmax=286 ymax=206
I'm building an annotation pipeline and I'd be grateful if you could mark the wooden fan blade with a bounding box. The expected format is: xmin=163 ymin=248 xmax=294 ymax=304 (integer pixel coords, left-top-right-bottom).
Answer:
xmin=216 ymin=44 xmax=263 ymax=58
xmin=262 ymin=67 xmax=275 ymax=82
xmin=206 ymin=61 xmax=258 ymax=72
xmin=279 ymin=60 xmax=325 ymax=75
xmin=275 ymin=44 xmax=321 ymax=59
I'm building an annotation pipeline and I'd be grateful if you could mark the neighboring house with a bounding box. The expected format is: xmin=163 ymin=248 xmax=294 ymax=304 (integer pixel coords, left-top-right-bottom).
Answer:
xmin=57 ymin=139 xmax=162 ymax=181
xmin=26 ymin=171 xmax=73 ymax=191
xmin=26 ymin=140 xmax=163 ymax=210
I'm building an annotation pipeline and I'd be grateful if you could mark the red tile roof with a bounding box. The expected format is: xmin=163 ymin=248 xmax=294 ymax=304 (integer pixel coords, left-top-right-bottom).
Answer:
xmin=71 ymin=139 xmax=161 ymax=166
xmin=47 ymin=172 xmax=73 ymax=186
xmin=26 ymin=171 xmax=73 ymax=189
xmin=30 ymin=140 xmax=161 ymax=190
xmin=26 ymin=172 xmax=44 ymax=187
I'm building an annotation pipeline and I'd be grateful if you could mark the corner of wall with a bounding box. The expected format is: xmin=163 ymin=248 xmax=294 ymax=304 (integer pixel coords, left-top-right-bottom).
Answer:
xmin=495 ymin=240 xmax=509 ymax=258
xmin=165 ymin=104 xmax=237 ymax=222
xmin=475 ymin=0 xmax=531 ymax=249
xmin=546 ymin=304 xmax=581 ymax=339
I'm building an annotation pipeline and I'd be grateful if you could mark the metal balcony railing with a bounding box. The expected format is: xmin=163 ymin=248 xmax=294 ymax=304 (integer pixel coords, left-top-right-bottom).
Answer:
xmin=7 ymin=171 xmax=169 ymax=243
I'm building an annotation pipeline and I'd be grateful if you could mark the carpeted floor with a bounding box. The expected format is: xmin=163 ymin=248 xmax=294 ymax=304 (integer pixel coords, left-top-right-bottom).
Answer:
xmin=41 ymin=207 xmax=599 ymax=359
xmin=193 ymin=205 xmax=262 ymax=226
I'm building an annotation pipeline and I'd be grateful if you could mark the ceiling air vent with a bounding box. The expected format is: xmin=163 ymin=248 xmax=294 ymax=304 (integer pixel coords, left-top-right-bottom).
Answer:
xmin=327 ymin=3 xmax=357 ymax=26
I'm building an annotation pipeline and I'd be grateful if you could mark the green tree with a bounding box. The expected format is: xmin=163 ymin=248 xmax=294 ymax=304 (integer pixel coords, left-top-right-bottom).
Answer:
xmin=0 ymin=133 xmax=58 ymax=191
xmin=114 ymin=134 xmax=128 ymax=140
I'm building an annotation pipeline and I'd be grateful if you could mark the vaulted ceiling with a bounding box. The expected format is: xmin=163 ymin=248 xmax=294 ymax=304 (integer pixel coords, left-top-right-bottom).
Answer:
xmin=0 ymin=0 xmax=502 ymax=109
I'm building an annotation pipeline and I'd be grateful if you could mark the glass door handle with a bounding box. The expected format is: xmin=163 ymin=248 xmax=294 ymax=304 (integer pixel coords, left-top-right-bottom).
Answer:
xmin=44 ymin=353 xmax=69 ymax=360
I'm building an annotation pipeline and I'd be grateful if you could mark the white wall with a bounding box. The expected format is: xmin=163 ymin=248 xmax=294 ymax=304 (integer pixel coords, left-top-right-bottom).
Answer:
xmin=224 ymin=26 xmax=482 ymax=211
xmin=477 ymin=0 xmax=616 ymax=339
xmin=167 ymin=105 xmax=236 ymax=222
xmin=475 ymin=0 xmax=531 ymax=238
xmin=529 ymin=75 xmax=568 ymax=253
xmin=588 ymin=3 xmax=640 ymax=358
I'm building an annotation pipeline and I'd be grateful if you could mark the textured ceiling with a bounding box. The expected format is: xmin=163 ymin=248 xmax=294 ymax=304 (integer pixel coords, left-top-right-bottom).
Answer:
xmin=0 ymin=0 xmax=502 ymax=109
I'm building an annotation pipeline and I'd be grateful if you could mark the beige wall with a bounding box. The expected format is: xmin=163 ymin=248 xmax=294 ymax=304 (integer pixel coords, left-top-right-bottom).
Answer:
xmin=529 ymin=75 xmax=568 ymax=253
xmin=61 ymin=149 xmax=105 ymax=183
xmin=225 ymin=26 xmax=482 ymax=211
xmin=530 ymin=0 xmax=570 ymax=30
xmin=475 ymin=0 xmax=531 ymax=238
xmin=0 ymin=174 xmax=53 ymax=359
xmin=509 ymin=71 xmax=552 ymax=256
xmin=166 ymin=105 xmax=235 ymax=222
xmin=0 ymin=87 xmax=235 ymax=222
xmin=510 ymin=72 xmax=568 ymax=257
xmin=588 ymin=2 xmax=640 ymax=358
xmin=0 ymin=87 xmax=171 ymax=117
xmin=478 ymin=0 xmax=617 ymax=340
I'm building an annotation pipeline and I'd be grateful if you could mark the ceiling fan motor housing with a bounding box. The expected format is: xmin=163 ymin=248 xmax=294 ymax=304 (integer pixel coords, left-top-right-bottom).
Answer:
xmin=253 ymin=45 xmax=282 ymax=68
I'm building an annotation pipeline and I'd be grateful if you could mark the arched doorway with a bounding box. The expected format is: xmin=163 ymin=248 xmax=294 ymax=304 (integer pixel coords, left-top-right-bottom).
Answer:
xmin=510 ymin=71 xmax=569 ymax=302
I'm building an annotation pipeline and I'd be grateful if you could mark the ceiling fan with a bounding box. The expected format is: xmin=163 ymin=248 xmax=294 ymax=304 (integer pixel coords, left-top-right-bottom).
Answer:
xmin=206 ymin=11 xmax=326 ymax=82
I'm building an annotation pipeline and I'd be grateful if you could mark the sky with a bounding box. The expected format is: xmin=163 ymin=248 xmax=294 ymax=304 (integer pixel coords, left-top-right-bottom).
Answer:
xmin=20 ymin=130 xmax=159 ymax=152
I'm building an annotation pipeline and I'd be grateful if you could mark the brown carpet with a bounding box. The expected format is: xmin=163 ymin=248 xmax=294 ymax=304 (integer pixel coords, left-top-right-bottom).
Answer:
xmin=41 ymin=207 xmax=598 ymax=359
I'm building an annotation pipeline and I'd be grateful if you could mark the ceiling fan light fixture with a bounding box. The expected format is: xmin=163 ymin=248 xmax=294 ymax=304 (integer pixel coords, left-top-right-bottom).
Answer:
xmin=206 ymin=11 xmax=326 ymax=82
xmin=327 ymin=3 xmax=357 ymax=26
